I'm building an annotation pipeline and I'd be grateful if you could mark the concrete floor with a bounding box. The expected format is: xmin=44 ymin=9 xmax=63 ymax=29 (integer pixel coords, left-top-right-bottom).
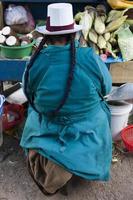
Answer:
xmin=0 ymin=134 xmax=133 ymax=200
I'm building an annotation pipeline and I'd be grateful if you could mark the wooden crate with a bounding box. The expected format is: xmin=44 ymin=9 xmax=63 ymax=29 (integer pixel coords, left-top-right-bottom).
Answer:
xmin=110 ymin=61 xmax=133 ymax=83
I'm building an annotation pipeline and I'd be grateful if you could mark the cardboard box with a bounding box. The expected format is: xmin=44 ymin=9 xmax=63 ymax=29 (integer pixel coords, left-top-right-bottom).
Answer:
xmin=110 ymin=61 xmax=133 ymax=83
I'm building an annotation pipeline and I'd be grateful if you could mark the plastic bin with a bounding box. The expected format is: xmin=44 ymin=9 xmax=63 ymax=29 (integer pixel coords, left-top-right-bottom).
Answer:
xmin=0 ymin=95 xmax=5 ymax=146
xmin=0 ymin=40 xmax=35 ymax=59
xmin=108 ymin=100 xmax=132 ymax=140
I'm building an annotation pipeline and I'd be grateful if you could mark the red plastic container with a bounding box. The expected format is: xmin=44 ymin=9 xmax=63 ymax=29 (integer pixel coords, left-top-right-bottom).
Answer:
xmin=121 ymin=125 xmax=133 ymax=152
xmin=2 ymin=104 xmax=24 ymax=131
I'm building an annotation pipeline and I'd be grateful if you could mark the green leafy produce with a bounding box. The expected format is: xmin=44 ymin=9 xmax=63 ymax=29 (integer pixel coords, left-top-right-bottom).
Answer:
xmin=94 ymin=16 xmax=105 ymax=34
xmin=74 ymin=12 xmax=84 ymax=23
xmin=116 ymin=25 xmax=133 ymax=61
xmin=106 ymin=42 xmax=117 ymax=58
xmin=104 ymin=32 xmax=111 ymax=41
xmin=105 ymin=15 xmax=128 ymax=33
xmin=106 ymin=10 xmax=126 ymax=23
xmin=97 ymin=35 xmax=106 ymax=49
xmin=79 ymin=10 xmax=94 ymax=40
xmin=88 ymin=29 xmax=98 ymax=44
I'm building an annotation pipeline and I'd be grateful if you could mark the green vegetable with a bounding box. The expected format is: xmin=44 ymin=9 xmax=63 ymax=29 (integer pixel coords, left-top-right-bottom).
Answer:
xmin=94 ymin=16 xmax=105 ymax=34
xmin=88 ymin=29 xmax=98 ymax=44
xmin=79 ymin=10 xmax=94 ymax=40
xmin=106 ymin=42 xmax=117 ymax=58
xmin=97 ymin=35 xmax=106 ymax=49
xmin=74 ymin=12 xmax=84 ymax=23
xmin=105 ymin=15 xmax=128 ymax=33
xmin=104 ymin=32 xmax=111 ymax=41
xmin=106 ymin=10 xmax=126 ymax=23
xmin=116 ymin=25 xmax=133 ymax=61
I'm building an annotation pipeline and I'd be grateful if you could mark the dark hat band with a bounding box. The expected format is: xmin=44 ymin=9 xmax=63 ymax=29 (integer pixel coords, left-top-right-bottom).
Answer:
xmin=46 ymin=17 xmax=74 ymax=32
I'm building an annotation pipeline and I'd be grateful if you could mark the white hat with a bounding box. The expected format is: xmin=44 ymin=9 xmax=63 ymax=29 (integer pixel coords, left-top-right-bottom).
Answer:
xmin=36 ymin=3 xmax=82 ymax=35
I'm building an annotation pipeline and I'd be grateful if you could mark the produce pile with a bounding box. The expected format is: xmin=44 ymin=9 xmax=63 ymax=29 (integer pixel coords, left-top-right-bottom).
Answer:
xmin=75 ymin=5 xmax=133 ymax=61
xmin=0 ymin=25 xmax=43 ymax=59
xmin=0 ymin=26 xmax=34 ymax=47
xmin=0 ymin=4 xmax=44 ymax=58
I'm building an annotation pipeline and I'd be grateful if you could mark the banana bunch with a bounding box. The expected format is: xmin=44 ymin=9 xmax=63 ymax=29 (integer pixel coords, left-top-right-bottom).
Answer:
xmin=74 ymin=4 xmax=132 ymax=60
xmin=107 ymin=0 xmax=133 ymax=9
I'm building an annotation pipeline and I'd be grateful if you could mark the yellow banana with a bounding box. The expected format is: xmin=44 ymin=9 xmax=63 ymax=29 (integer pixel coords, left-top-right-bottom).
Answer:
xmin=107 ymin=0 xmax=133 ymax=9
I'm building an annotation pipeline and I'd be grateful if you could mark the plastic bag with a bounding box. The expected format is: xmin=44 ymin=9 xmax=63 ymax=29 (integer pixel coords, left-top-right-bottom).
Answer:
xmin=107 ymin=83 xmax=133 ymax=103
xmin=116 ymin=24 xmax=133 ymax=61
xmin=4 ymin=4 xmax=28 ymax=25
xmin=10 ymin=7 xmax=35 ymax=34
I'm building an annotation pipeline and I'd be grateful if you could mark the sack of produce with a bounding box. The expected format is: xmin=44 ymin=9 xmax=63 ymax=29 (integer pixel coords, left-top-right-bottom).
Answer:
xmin=116 ymin=24 xmax=133 ymax=61
xmin=9 ymin=6 xmax=35 ymax=34
xmin=4 ymin=4 xmax=28 ymax=25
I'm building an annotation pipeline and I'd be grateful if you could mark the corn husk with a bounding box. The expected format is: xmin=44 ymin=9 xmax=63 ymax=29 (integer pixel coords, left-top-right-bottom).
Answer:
xmin=74 ymin=12 xmax=84 ymax=23
xmin=97 ymin=35 xmax=106 ymax=49
xmin=79 ymin=10 xmax=94 ymax=40
xmin=100 ymin=14 xmax=107 ymax=23
xmin=104 ymin=32 xmax=111 ymax=41
xmin=105 ymin=15 xmax=128 ymax=33
xmin=94 ymin=16 xmax=105 ymax=34
xmin=88 ymin=29 xmax=98 ymax=44
xmin=106 ymin=10 xmax=126 ymax=23
xmin=109 ymin=32 xmax=117 ymax=46
xmin=106 ymin=42 xmax=117 ymax=58
xmin=116 ymin=25 xmax=133 ymax=61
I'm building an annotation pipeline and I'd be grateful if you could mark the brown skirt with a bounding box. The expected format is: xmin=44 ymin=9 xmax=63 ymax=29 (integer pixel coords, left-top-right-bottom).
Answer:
xmin=27 ymin=150 xmax=72 ymax=195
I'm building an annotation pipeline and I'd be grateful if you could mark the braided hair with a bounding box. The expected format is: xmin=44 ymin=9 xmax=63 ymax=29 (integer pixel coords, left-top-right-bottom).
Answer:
xmin=24 ymin=37 xmax=47 ymax=113
xmin=24 ymin=34 xmax=76 ymax=117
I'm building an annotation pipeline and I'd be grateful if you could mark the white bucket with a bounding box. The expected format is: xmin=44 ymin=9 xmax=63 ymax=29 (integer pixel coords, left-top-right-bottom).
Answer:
xmin=108 ymin=101 xmax=132 ymax=140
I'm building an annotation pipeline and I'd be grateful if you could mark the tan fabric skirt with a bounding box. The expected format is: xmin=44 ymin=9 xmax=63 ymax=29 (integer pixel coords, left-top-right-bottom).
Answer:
xmin=27 ymin=150 xmax=72 ymax=195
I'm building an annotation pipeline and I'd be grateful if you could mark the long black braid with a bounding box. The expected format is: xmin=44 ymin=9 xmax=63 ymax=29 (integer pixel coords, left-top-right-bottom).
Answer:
xmin=24 ymin=37 xmax=47 ymax=113
xmin=24 ymin=34 xmax=76 ymax=117
xmin=51 ymin=34 xmax=76 ymax=116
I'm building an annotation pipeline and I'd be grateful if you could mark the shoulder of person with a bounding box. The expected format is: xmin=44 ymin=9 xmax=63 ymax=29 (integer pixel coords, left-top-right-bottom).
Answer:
xmin=78 ymin=47 xmax=94 ymax=56
xmin=77 ymin=46 xmax=96 ymax=60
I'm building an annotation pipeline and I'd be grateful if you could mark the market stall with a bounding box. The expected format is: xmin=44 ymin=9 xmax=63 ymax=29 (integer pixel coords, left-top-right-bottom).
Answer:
xmin=0 ymin=0 xmax=133 ymax=87
xmin=0 ymin=0 xmax=132 ymax=160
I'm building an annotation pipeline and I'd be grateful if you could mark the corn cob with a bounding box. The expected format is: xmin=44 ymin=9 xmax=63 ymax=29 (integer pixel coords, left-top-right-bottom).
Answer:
xmin=88 ymin=29 xmax=98 ymax=44
xmin=106 ymin=42 xmax=117 ymax=58
xmin=104 ymin=32 xmax=111 ymax=41
xmin=94 ymin=16 xmax=105 ymax=34
xmin=105 ymin=15 xmax=127 ymax=33
xmin=79 ymin=10 xmax=94 ymax=40
xmin=74 ymin=12 xmax=84 ymax=23
xmin=97 ymin=35 xmax=106 ymax=49
xmin=106 ymin=10 xmax=126 ymax=23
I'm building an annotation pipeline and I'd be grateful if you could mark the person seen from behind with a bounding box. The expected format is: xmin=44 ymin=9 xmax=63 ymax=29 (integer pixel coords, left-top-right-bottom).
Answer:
xmin=20 ymin=3 xmax=112 ymax=195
